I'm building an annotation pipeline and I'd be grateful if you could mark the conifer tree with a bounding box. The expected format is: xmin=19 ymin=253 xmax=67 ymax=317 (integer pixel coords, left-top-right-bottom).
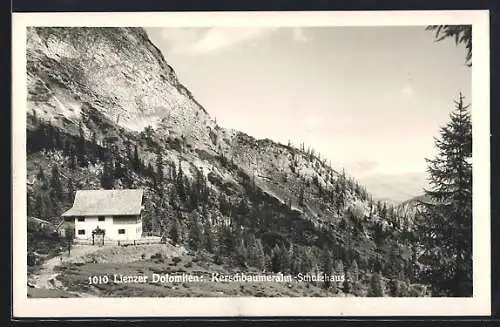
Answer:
xmin=37 ymin=167 xmax=48 ymax=188
xmin=35 ymin=192 xmax=52 ymax=218
xmin=253 ymin=238 xmax=266 ymax=271
xmin=100 ymin=159 xmax=115 ymax=190
xmin=322 ymin=249 xmax=333 ymax=289
xmin=65 ymin=226 xmax=75 ymax=255
xmin=237 ymin=198 xmax=250 ymax=217
xmin=49 ymin=165 xmax=64 ymax=203
xmin=34 ymin=167 xmax=54 ymax=218
xmin=113 ymin=161 xmax=125 ymax=180
xmin=216 ymin=225 xmax=235 ymax=259
xmin=387 ymin=279 xmax=400 ymax=297
xmin=416 ymin=93 xmax=472 ymax=297
xmin=177 ymin=161 xmax=186 ymax=202
xmin=89 ymin=131 xmax=98 ymax=164
xmin=146 ymin=162 xmax=154 ymax=178
xmin=188 ymin=221 xmax=203 ymax=252
xmin=154 ymin=147 xmax=165 ymax=198
xmin=367 ymin=272 xmax=384 ymax=297
xmin=350 ymin=259 xmax=362 ymax=295
xmin=426 ymin=25 xmax=472 ymax=66
xmin=188 ymin=182 xmax=199 ymax=211
xmin=66 ymin=178 xmax=75 ymax=204
xmin=235 ymin=239 xmax=248 ymax=267
xmin=334 ymin=259 xmax=344 ymax=277
xmin=381 ymin=203 xmax=387 ymax=219
xmin=122 ymin=170 xmax=134 ymax=189
xmin=133 ymin=145 xmax=141 ymax=172
xmin=270 ymin=245 xmax=282 ymax=273
xmin=76 ymin=122 xmax=87 ymax=167
xmin=155 ymin=147 xmax=164 ymax=185
xmin=350 ymin=259 xmax=359 ymax=283
xmin=270 ymin=244 xmax=291 ymax=273
xmin=169 ymin=218 xmax=180 ymax=245
xmin=280 ymin=244 xmax=291 ymax=272
xmin=298 ymin=188 xmax=305 ymax=207
xmin=373 ymin=222 xmax=384 ymax=247
xmin=27 ymin=192 xmax=36 ymax=217
xmin=69 ymin=148 xmax=77 ymax=170
xmin=218 ymin=193 xmax=230 ymax=216
xmin=336 ymin=169 xmax=347 ymax=213
xmin=203 ymin=220 xmax=215 ymax=253
xmin=376 ymin=200 xmax=382 ymax=215
xmin=170 ymin=161 xmax=177 ymax=181
xmin=343 ymin=271 xmax=352 ymax=295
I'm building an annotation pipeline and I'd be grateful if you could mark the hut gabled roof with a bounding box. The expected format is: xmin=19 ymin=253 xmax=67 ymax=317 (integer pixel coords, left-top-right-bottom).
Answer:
xmin=61 ymin=189 xmax=144 ymax=217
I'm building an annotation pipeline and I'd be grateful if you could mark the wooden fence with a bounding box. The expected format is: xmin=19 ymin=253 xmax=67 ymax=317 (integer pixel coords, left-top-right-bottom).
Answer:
xmin=73 ymin=236 xmax=162 ymax=246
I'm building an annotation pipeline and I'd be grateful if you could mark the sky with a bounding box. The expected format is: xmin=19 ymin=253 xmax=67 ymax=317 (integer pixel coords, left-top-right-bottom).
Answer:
xmin=145 ymin=26 xmax=471 ymax=203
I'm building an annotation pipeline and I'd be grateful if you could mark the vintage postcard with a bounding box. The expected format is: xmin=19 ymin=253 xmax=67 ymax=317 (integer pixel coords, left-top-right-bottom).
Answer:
xmin=12 ymin=10 xmax=490 ymax=317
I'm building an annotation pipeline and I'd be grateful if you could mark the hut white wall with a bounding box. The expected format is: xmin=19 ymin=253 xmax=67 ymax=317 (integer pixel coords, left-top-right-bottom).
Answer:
xmin=73 ymin=215 xmax=142 ymax=240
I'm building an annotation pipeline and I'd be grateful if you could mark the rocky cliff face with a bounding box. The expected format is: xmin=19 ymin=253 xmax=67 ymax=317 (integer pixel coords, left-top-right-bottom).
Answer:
xmin=26 ymin=27 xmax=419 ymax=294
xmin=27 ymin=27 xmax=216 ymax=149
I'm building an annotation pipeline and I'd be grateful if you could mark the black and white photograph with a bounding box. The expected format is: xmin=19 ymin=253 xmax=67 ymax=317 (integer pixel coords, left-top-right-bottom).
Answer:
xmin=12 ymin=11 xmax=490 ymax=317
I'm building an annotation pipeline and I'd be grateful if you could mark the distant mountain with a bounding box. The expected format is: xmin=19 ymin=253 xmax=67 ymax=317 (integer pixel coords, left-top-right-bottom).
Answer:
xmin=26 ymin=27 xmax=426 ymax=296
xmin=390 ymin=194 xmax=434 ymax=231
xmin=358 ymin=172 xmax=426 ymax=204
xmin=400 ymin=194 xmax=432 ymax=206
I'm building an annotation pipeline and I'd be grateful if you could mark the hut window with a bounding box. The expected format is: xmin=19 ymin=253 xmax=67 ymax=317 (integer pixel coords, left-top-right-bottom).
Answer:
xmin=98 ymin=216 xmax=105 ymax=222
xmin=78 ymin=229 xmax=85 ymax=235
xmin=118 ymin=229 xmax=126 ymax=234
xmin=77 ymin=217 xmax=85 ymax=222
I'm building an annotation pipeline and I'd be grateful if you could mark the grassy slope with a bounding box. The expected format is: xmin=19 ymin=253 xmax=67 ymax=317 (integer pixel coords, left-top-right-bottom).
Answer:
xmin=47 ymin=243 xmax=427 ymax=298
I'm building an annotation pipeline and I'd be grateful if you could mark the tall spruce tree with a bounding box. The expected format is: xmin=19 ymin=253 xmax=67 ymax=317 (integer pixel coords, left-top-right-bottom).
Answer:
xmin=417 ymin=93 xmax=472 ymax=296
xmin=155 ymin=147 xmax=165 ymax=198
xmin=336 ymin=169 xmax=347 ymax=214
xmin=426 ymin=25 xmax=472 ymax=67
xmin=133 ymin=145 xmax=141 ymax=172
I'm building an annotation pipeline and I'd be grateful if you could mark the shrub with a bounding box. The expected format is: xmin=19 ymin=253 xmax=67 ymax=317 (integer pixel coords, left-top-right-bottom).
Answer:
xmin=213 ymin=254 xmax=224 ymax=265
xmin=150 ymin=252 xmax=163 ymax=260
xmin=349 ymin=204 xmax=365 ymax=222
xmin=27 ymin=252 xmax=38 ymax=266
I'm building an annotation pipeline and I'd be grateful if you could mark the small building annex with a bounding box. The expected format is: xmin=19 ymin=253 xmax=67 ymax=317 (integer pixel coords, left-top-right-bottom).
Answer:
xmin=61 ymin=189 xmax=144 ymax=241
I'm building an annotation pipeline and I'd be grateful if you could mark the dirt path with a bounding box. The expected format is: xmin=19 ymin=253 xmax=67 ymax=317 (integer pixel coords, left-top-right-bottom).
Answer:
xmin=29 ymin=242 xmax=186 ymax=297
xmin=31 ymin=244 xmax=101 ymax=295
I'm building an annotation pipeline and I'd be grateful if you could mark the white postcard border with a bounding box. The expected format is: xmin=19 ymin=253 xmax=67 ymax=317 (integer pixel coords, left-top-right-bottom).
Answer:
xmin=12 ymin=10 xmax=491 ymax=317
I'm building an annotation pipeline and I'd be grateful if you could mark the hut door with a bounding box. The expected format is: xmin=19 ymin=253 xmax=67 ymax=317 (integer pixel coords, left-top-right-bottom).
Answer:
xmin=92 ymin=227 xmax=106 ymax=246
